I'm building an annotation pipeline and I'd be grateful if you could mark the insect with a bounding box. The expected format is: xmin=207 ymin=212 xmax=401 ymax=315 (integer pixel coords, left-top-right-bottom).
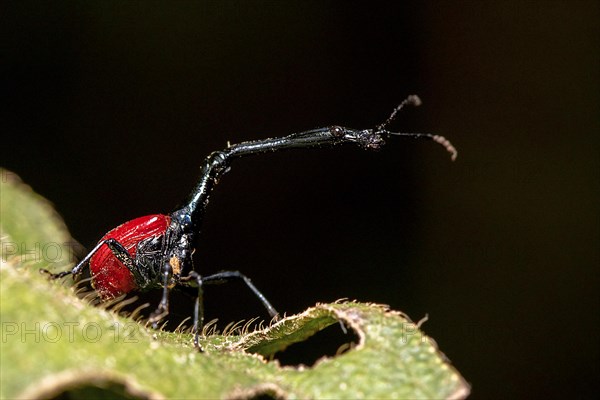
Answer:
xmin=41 ymin=95 xmax=456 ymax=349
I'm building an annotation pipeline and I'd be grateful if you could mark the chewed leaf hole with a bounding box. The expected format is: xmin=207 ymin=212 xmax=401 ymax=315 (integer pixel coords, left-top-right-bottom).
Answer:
xmin=272 ymin=321 xmax=360 ymax=367
xmin=226 ymin=383 xmax=287 ymax=400
xmin=247 ymin=395 xmax=278 ymax=400
xmin=51 ymin=384 xmax=146 ymax=400
xmin=21 ymin=371 xmax=158 ymax=400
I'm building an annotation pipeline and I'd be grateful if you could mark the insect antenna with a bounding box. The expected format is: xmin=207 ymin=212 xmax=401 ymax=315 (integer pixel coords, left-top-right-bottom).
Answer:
xmin=376 ymin=94 xmax=422 ymax=131
xmin=377 ymin=95 xmax=458 ymax=161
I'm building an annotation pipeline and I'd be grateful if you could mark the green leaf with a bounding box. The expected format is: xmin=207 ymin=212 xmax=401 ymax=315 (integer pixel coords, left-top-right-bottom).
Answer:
xmin=0 ymin=169 xmax=470 ymax=399
xmin=0 ymin=168 xmax=74 ymax=272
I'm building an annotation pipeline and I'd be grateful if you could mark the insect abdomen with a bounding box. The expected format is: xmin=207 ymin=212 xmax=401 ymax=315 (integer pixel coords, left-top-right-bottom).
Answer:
xmin=90 ymin=214 xmax=171 ymax=299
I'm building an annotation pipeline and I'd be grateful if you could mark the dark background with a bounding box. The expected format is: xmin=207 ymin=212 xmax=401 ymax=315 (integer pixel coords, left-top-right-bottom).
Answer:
xmin=3 ymin=1 xmax=598 ymax=398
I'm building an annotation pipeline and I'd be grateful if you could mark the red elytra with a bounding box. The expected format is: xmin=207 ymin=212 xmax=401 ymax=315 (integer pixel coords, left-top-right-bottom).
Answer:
xmin=90 ymin=214 xmax=171 ymax=300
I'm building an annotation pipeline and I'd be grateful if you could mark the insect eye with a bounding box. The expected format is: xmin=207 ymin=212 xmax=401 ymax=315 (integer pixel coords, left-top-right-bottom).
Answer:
xmin=330 ymin=126 xmax=345 ymax=138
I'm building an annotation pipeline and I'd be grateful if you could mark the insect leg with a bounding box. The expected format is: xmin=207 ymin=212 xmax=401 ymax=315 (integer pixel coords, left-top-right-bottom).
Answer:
xmin=203 ymin=270 xmax=279 ymax=320
xmin=102 ymin=238 xmax=149 ymax=283
xmin=149 ymin=261 xmax=173 ymax=328
xmin=180 ymin=271 xmax=204 ymax=350
xmin=39 ymin=238 xmax=133 ymax=279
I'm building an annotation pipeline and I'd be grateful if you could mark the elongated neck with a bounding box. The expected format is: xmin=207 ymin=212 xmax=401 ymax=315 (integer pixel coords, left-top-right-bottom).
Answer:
xmin=178 ymin=149 xmax=232 ymax=228
xmin=175 ymin=126 xmax=384 ymax=228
